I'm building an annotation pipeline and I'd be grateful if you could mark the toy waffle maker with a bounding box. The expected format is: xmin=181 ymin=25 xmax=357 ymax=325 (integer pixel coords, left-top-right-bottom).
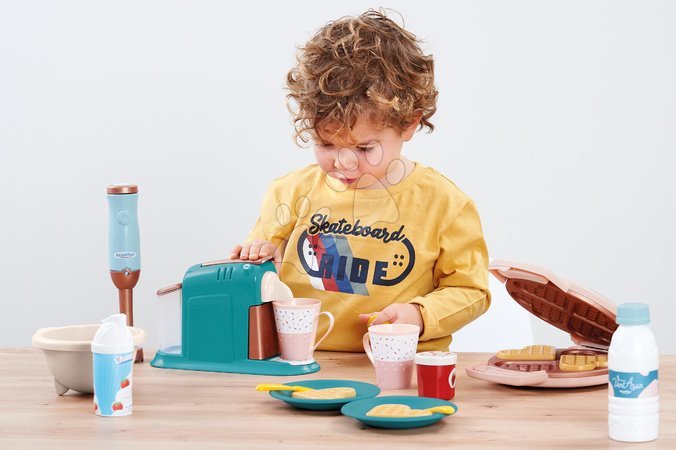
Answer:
xmin=466 ymin=260 xmax=618 ymax=388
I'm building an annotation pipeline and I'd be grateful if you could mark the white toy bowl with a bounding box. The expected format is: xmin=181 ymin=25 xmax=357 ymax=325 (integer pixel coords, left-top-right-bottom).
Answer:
xmin=32 ymin=324 xmax=145 ymax=395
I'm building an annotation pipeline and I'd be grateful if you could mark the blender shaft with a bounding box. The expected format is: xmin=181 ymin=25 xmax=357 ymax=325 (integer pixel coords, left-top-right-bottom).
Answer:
xmin=110 ymin=269 xmax=143 ymax=362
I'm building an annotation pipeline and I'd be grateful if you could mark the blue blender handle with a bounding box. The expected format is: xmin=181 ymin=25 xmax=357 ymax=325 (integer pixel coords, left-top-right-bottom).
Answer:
xmin=108 ymin=186 xmax=140 ymax=271
xmin=107 ymin=184 xmax=143 ymax=362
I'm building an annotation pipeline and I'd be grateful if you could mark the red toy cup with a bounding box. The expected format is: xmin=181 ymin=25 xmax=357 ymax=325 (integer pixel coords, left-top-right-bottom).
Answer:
xmin=415 ymin=351 xmax=457 ymax=400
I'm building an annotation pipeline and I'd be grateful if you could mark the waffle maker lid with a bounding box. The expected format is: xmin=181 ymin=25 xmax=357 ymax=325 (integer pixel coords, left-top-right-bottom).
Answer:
xmin=489 ymin=260 xmax=618 ymax=349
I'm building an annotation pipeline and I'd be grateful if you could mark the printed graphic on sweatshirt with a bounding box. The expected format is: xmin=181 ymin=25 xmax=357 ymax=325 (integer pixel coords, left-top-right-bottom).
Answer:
xmin=296 ymin=213 xmax=416 ymax=295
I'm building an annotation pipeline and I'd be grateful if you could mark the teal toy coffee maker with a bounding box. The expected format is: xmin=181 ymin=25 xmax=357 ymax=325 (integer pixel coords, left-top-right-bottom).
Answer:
xmin=151 ymin=258 xmax=320 ymax=375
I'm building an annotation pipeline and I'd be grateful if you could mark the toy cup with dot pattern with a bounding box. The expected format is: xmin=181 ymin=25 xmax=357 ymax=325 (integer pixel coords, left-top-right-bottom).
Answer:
xmin=272 ymin=298 xmax=334 ymax=363
xmin=362 ymin=323 xmax=420 ymax=389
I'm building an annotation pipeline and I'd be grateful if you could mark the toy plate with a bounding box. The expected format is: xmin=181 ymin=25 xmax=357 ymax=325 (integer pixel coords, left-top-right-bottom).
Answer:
xmin=269 ymin=379 xmax=380 ymax=411
xmin=341 ymin=396 xmax=457 ymax=429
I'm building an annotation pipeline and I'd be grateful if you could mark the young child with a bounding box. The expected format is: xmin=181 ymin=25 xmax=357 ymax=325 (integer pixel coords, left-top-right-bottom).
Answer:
xmin=231 ymin=10 xmax=490 ymax=352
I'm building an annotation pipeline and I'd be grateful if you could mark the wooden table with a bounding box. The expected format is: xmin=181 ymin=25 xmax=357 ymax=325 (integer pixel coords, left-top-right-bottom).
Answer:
xmin=1 ymin=349 xmax=673 ymax=449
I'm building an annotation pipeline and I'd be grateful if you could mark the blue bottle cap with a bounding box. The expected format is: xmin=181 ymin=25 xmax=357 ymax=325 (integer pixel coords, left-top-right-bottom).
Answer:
xmin=616 ymin=303 xmax=651 ymax=325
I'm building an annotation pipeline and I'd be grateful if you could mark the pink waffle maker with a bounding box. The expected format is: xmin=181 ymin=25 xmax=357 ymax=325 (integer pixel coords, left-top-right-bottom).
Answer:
xmin=466 ymin=260 xmax=618 ymax=388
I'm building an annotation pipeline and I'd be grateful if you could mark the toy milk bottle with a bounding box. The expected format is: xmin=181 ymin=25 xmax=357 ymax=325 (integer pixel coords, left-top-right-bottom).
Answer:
xmin=608 ymin=303 xmax=659 ymax=442
xmin=92 ymin=314 xmax=134 ymax=417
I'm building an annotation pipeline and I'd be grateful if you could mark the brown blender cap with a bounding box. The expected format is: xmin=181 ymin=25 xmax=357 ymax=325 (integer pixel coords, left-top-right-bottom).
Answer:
xmin=107 ymin=185 xmax=138 ymax=194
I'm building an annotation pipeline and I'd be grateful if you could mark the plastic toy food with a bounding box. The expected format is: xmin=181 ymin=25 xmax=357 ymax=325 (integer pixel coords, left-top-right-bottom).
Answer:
xmin=368 ymin=404 xmax=432 ymax=417
xmin=559 ymin=351 xmax=607 ymax=371
xmin=366 ymin=404 xmax=456 ymax=418
xmin=496 ymin=345 xmax=556 ymax=361
xmin=291 ymin=387 xmax=357 ymax=399
xmin=265 ymin=380 xmax=380 ymax=411
xmin=256 ymin=383 xmax=356 ymax=400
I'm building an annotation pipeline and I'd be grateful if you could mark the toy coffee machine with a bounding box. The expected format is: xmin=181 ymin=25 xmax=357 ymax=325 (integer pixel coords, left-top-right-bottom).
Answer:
xmin=151 ymin=258 xmax=320 ymax=376
xmin=466 ymin=260 xmax=618 ymax=388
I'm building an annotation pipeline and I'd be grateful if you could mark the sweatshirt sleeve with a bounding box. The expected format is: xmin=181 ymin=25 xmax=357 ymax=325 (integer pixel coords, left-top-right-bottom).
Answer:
xmin=246 ymin=181 xmax=296 ymax=247
xmin=408 ymin=199 xmax=491 ymax=341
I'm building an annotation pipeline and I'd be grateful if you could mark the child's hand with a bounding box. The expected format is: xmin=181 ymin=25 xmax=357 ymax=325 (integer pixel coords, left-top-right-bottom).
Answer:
xmin=230 ymin=240 xmax=283 ymax=271
xmin=359 ymin=304 xmax=424 ymax=334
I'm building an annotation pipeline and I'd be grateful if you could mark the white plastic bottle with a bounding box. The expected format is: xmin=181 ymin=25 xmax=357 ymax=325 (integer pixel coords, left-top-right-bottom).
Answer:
xmin=608 ymin=303 xmax=659 ymax=442
xmin=91 ymin=314 xmax=135 ymax=417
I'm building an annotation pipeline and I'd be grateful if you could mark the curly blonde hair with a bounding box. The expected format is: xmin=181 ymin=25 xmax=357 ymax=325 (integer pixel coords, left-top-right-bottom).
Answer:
xmin=286 ymin=9 xmax=438 ymax=145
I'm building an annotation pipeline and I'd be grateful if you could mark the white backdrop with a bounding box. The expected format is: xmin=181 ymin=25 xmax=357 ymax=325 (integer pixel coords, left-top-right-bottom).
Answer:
xmin=1 ymin=1 xmax=674 ymax=353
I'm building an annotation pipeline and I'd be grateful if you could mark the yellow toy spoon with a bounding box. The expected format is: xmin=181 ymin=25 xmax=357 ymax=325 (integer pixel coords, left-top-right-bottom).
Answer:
xmin=425 ymin=406 xmax=456 ymax=415
xmin=255 ymin=383 xmax=313 ymax=393
xmin=367 ymin=315 xmax=391 ymax=327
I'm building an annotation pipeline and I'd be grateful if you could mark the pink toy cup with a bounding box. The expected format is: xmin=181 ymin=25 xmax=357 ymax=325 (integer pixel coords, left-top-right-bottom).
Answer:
xmin=272 ymin=298 xmax=334 ymax=363
xmin=415 ymin=351 xmax=457 ymax=400
xmin=362 ymin=323 xmax=420 ymax=389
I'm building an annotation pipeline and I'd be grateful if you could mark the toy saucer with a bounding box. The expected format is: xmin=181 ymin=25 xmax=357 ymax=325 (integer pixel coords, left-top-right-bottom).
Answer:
xmin=341 ymin=396 xmax=457 ymax=429
xmin=269 ymin=379 xmax=380 ymax=411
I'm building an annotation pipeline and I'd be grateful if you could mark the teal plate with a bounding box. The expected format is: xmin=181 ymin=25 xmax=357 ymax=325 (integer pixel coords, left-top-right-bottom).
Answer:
xmin=269 ymin=379 xmax=380 ymax=411
xmin=341 ymin=396 xmax=458 ymax=429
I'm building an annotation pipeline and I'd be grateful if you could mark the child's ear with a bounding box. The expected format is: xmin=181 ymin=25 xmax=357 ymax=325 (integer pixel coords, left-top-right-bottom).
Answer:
xmin=400 ymin=114 xmax=423 ymax=141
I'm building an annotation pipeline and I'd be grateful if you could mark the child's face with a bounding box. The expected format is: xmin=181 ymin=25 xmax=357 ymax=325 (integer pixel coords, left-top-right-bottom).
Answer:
xmin=313 ymin=116 xmax=418 ymax=189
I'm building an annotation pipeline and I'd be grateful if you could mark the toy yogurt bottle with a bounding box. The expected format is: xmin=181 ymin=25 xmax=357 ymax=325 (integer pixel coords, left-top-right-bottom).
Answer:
xmin=92 ymin=314 xmax=135 ymax=417
xmin=608 ymin=303 xmax=659 ymax=442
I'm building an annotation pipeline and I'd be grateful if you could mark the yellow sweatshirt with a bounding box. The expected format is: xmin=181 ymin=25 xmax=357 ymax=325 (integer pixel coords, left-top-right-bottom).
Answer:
xmin=247 ymin=163 xmax=490 ymax=352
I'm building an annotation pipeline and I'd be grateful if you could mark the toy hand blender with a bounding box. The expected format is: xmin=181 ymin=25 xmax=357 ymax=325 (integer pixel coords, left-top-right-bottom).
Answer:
xmin=107 ymin=184 xmax=143 ymax=362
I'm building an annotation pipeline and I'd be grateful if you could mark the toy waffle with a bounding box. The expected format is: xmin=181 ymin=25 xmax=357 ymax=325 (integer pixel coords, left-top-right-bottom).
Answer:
xmin=292 ymin=387 xmax=356 ymax=400
xmin=341 ymin=396 xmax=458 ymax=430
xmin=268 ymin=379 xmax=379 ymax=411
xmin=367 ymin=404 xmax=433 ymax=417
xmin=496 ymin=345 xmax=556 ymax=361
xmin=466 ymin=260 xmax=617 ymax=388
